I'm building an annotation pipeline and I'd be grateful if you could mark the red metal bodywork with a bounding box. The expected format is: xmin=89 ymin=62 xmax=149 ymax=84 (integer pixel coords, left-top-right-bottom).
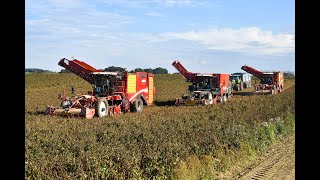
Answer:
xmin=172 ymin=60 xmax=231 ymax=105
xmin=58 ymin=58 xmax=103 ymax=84
xmin=241 ymin=65 xmax=284 ymax=94
xmin=125 ymin=72 xmax=153 ymax=105
xmin=46 ymin=58 xmax=155 ymax=118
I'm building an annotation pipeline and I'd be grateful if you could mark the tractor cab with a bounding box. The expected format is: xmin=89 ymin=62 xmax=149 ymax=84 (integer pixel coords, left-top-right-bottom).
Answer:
xmin=90 ymin=72 xmax=119 ymax=96
xmin=230 ymin=75 xmax=241 ymax=84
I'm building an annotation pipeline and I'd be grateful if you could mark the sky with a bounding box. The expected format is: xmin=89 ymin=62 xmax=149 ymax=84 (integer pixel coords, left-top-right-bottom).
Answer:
xmin=26 ymin=0 xmax=295 ymax=74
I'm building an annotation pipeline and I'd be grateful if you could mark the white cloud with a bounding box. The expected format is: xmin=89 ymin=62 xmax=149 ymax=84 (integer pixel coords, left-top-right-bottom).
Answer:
xmin=26 ymin=0 xmax=294 ymax=73
xmin=145 ymin=12 xmax=164 ymax=17
xmin=160 ymin=27 xmax=295 ymax=56
xmin=26 ymin=0 xmax=133 ymax=40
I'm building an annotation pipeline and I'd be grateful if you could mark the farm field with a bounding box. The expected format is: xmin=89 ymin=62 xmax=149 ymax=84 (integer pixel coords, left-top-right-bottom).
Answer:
xmin=25 ymin=73 xmax=295 ymax=179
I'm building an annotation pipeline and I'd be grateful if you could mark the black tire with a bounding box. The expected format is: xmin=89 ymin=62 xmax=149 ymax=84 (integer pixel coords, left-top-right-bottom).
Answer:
xmin=96 ymin=98 xmax=108 ymax=117
xmin=131 ymin=97 xmax=143 ymax=113
xmin=208 ymin=93 xmax=213 ymax=105
xmin=240 ymin=82 xmax=244 ymax=91
xmin=122 ymin=98 xmax=128 ymax=113
xmin=219 ymin=96 xmax=224 ymax=103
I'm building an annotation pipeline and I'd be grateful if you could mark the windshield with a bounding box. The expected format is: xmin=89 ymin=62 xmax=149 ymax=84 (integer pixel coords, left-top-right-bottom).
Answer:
xmin=230 ymin=76 xmax=239 ymax=81
xmin=92 ymin=75 xmax=112 ymax=94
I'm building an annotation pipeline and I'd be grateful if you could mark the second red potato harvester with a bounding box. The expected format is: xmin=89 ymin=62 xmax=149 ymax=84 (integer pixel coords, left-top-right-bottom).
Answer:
xmin=172 ymin=60 xmax=232 ymax=105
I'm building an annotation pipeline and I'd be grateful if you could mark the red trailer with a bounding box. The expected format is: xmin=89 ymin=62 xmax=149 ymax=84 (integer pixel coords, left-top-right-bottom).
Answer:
xmin=45 ymin=58 xmax=155 ymax=118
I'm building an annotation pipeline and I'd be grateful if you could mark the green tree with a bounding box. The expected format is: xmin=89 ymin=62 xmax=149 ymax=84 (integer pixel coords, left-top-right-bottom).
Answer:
xmin=134 ymin=68 xmax=145 ymax=72
xmin=59 ymin=69 xmax=71 ymax=73
xmin=104 ymin=66 xmax=126 ymax=72
xmin=143 ymin=68 xmax=153 ymax=73
xmin=152 ymin=67 xmax=168 ymax=74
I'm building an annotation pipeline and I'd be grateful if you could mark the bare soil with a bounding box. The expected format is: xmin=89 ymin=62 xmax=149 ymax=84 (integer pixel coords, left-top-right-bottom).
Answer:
xmin=222 ymin=135 xmax=295 ymax=180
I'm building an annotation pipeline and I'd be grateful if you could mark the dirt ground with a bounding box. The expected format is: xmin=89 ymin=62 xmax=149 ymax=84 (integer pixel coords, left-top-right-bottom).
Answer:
xmin=221 ymin=135 xmax=295 ymax=180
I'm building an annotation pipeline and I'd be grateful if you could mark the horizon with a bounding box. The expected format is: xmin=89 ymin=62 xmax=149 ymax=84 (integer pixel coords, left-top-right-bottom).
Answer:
xmin=26 ymin=0 xmax=294 ymax=74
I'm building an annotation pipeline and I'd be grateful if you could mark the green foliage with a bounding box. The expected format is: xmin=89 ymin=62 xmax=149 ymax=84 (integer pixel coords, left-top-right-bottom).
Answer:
xmin=133 ymin=68 xmax=145 ymax=72
xmin=131 ymin=67 xmax=169 ymax=74
xmin=25 ymin=68 xmax=53 ymax=73
xmin=152 ymin=67 xmax=168 ymax=74
xmin=59 ymin=69 xmax=71 ymax=73
xmin=25 ymin=74 xmax=295 ymax=179
xmin=104 ymin=66 xmax=127 ymax=73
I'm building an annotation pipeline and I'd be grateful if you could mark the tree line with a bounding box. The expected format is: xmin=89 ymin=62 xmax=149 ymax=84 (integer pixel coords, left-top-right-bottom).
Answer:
xmin=25 ymin=68 xmax=53 ymax=73
xmin=59 ymin=66 xmax=169 ymax=74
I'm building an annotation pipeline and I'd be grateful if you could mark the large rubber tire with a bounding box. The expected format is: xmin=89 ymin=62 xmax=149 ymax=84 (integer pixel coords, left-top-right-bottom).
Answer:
xmin=223 ymin=95 xmax=227 ymax=102
xmin=96 ymin=98 xmax=108 ymax=117
xmin=208 ymin=93 xmax=213 ymax=105
xmin=219 ymin=96 xmax=223 ymax=103
xmin=273 ymin=85 xmax=277 ymax=94
xmin=240 ymin=82 xmax=244 ymax=91
xmin=131 ymin=97 xmax=143 ymax=113
xmin=122 ymin=98 xmax=128 ymax=113
xmin=236 ymin=84 xmax=240 ymax=91
xmin=279 ymin=85 xmax=282 ymax=93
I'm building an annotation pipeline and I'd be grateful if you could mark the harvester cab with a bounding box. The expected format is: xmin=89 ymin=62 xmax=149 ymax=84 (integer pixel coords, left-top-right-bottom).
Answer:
xmin=90 ymin=72 xmax=119 ymax=96
xmin=260 ymin=73 xmax=274 ymax=85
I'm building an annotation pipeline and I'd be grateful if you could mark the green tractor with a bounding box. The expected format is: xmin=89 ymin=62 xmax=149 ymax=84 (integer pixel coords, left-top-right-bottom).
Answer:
xmin=230 ymin=74 xmax=243 ymax=91
xmin=230 ymin=73 xmax=252 ymax=91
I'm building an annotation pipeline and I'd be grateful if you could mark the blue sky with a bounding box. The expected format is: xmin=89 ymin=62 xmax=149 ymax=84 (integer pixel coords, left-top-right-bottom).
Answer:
xmin=26 ymin=0 xmax=295 ymax=74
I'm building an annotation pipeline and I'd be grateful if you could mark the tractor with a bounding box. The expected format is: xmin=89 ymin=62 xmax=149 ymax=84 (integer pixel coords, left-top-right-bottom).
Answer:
xmin=230 ymin=73 xmax=252 ymax=91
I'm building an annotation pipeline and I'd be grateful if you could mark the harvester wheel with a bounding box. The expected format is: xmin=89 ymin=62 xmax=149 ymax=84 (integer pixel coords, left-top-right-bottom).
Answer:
xmin=208 ymin=93 xmax=213 ymax=105
xmin=223 ymin=95 xmax=227 ymax=102
xmin=219 ymin=96 xmax=224 ymax=103
xmin=132 ymin=97 xmax=143 ymax=113
xmin=270 ymin=89 xmax=274 ymax=94
xmin=240 ymin=82 xmax=244 ymax=91
xmin=236 ymin=84 xmax=240 ymax=91
xmin=96 ymin=98 xmax=108 ymax=117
